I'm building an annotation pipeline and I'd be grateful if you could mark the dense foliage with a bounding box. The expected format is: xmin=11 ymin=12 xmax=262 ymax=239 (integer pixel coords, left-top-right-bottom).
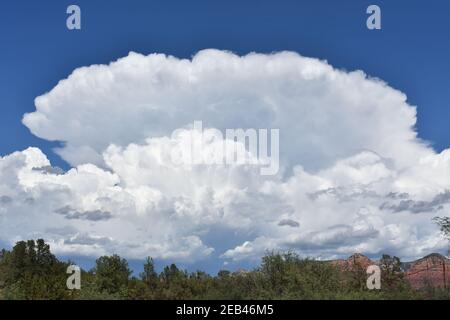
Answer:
xmin=0 ymin=240 xmax=449 ymax=300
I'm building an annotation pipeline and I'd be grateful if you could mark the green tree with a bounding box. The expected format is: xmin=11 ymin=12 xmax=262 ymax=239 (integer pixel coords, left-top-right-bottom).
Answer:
xmin=434 ymin=217 xmax=450 ymax=238
xmin=158 ymin=264 xmax=191 ymax=299
xmin=0 ymin=239 xmax=70 ymax=300
xmin=140 ymin=257 xmax=158 ymax=289
xmin=258 ymin=251 xmax=344 ymax=299
xmin=434 ymin=216 xmax=450 ymax=255
xmin=379 ymin=254 xmax=410 ymax=294
xmin=93 ymin=255 xmax=132 ymax=295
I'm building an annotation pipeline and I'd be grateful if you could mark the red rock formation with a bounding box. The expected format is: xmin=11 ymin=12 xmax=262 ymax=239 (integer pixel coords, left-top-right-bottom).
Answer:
xmin=330 ymin=253 xmax=450 ymax=290
xmin=332 ymin=253 xmax=374 ymax=272
xmin=404 ymin=253 xmax=450 ymax=289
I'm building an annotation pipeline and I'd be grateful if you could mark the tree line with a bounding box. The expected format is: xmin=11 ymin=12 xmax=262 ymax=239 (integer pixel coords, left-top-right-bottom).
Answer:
xmin=0 ymin=239 xmax=449 ymax=300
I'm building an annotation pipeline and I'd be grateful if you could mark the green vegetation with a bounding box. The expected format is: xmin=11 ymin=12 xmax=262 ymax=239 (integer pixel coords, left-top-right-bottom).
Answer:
xmin=434 ymin=216 xmax=450 ymax=240
xmin=434 ymin=216 xmax=450 ymax=255
xmin=0 ymin=240 xmax=71 ymax=299
xmin=0 ymin=240 xmax=449 ymax=300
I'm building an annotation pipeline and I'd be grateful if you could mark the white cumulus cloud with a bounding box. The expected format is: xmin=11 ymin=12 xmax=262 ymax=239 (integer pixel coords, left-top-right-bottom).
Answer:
xmin=0 ymin=49 xmax=447 ymax=265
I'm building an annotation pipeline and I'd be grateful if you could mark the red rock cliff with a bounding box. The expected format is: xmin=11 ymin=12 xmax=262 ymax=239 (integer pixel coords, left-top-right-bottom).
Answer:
xmin=404 ymin=253 xmax=450 ymax=289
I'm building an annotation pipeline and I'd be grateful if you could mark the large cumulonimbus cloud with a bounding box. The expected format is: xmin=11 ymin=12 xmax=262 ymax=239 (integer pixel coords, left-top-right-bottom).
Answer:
xmin=0 ymin=49 xmax=449 ymax=264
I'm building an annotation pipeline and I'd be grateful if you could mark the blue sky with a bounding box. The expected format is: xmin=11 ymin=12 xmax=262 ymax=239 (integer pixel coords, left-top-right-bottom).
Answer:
xmin=1 ymin=0 xmax=450 ymax=169
xmin=1 ymin=1 xmax=450 ymax=274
